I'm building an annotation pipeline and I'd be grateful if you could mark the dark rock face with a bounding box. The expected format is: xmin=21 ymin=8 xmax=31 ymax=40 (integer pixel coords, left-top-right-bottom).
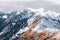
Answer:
xmin=0 ymin=11 xmax=28 ymax=40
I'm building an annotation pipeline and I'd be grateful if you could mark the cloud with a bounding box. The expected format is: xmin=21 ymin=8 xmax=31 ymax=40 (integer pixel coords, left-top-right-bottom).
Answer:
xmin=0 ymin=0 xmax=60 ymax=13
xmin=0 ymin=0 xmax=25 ymax=1
xmin=44 ymin=0 xmax=60 ymax=4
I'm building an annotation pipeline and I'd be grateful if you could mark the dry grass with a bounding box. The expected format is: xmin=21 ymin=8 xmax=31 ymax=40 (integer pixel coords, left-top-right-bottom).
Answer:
xmin=17 ymin=19 xmax=60 ymax=40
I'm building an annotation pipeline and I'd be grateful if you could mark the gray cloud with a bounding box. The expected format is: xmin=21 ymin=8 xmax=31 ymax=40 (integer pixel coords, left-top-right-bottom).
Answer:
xmin=0 ymin=0 xmax=60 ymax=13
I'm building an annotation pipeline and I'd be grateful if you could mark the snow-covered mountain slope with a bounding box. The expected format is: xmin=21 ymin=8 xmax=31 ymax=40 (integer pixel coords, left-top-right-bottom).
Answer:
xmin=0 ymin=8 xmax=60 ymax=40
xmin=19 ymin=8 xmax=60 ymax=40
xmin=22 ymin=8 xmax=60 ymax=32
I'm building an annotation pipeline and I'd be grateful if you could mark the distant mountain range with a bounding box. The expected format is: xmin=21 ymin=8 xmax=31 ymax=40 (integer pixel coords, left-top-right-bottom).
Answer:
xmin=0 ymin=8 xmax=60 ymax=40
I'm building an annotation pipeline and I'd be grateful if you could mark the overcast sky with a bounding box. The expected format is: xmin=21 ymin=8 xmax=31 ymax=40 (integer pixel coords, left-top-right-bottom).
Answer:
xmin=0 ymin=0 xmax=60 ymax=13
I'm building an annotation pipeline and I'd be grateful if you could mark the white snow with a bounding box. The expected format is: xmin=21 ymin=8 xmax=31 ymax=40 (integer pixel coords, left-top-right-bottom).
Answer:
xmin=16 ymin=11 xmax=21 ymax=15
xmin=12 ymin=23 xmax=16 ymax=26
xmin=2 ymin=15 xmax=7 ymax=18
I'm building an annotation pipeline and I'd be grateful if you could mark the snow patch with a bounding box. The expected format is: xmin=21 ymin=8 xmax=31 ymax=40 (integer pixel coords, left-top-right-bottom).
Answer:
xmin=2 ymin=15 xmax=7 ymax=18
